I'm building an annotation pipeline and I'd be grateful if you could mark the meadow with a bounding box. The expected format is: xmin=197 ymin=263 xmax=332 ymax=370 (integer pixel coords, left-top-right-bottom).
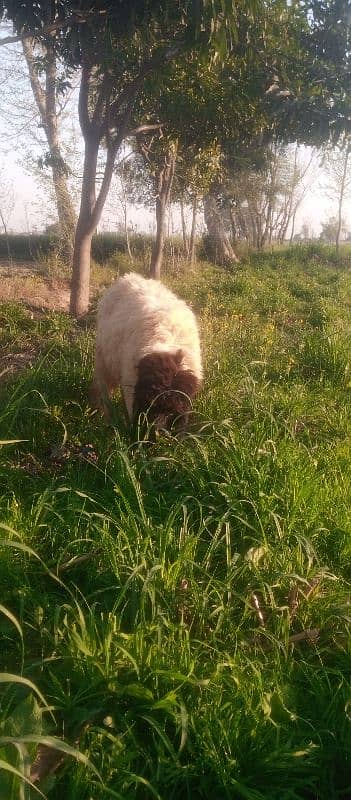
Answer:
xmin=1 ymin=244 xmax=351 ymax=799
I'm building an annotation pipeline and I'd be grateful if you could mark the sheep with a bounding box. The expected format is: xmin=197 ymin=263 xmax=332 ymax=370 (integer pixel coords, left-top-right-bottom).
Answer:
xmin=89 ymin=272 xmax=202 ymax=431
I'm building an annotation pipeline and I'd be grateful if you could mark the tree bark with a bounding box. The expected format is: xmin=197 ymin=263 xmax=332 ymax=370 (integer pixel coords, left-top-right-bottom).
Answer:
xmin=180 ymin=195 xmax=189 ymax=257
xmin=119 ymin=166 xmax=133 ymax=261
xmin=0 ymin=207 xmax=12 ymax=262
xmin=150 ymin=146 xmax=177 ymax=279
xmin=70 ymin=227 xmax=93 ymax=317
xmin=336 ymin=144 xmax=350 ymax=255
xmin=189 ymin=195 xmax=198 ymax=267
xmin=203 ymin=191 xmax=239 ymax=265
xmin=22 ymin=37 xmax=76 ymax=261
xmin=69 ymin=133 xmax=99 ymax=316
xmin=70 ymin=66 xmax=122 ymax=316
xmin=152 ymin=196 xmax=167 ymax=280
xmin=70 ymin=43 xmax=184 ymax=314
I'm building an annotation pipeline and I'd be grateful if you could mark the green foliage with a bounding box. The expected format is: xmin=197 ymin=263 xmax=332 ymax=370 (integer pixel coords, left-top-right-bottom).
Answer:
xmin=0 ymin=235 xmax=57 ymax=261
xmin=1 ymin=248 xmax=351 ymax=797
xmin=0 ymin=233 xmax=191 ymax=265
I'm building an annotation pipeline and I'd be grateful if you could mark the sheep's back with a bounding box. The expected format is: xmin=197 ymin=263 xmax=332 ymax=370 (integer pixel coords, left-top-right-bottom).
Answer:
xmin=95 ymin=273 xmax=202 ymax=406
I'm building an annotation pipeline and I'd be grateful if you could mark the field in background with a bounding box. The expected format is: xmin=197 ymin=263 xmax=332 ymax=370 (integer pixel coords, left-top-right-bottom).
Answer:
xmin=1 ymin=246 xmax=351 ymax=798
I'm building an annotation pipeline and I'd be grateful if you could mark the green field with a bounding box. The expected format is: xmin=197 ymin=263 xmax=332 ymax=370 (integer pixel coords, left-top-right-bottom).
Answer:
xmin=1 ymin=246 xmax=351 ymax=799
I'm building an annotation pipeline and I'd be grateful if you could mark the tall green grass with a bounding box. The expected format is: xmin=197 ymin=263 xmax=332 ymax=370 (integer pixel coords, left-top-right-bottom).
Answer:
xmin=1 ymin=249 xmax=351 ymax=798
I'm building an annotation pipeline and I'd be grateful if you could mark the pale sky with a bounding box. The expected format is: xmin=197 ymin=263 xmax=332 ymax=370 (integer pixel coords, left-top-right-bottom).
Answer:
xmin=0 ymin=22 xmax=349 ymax=240
xmin=1 ymin=150 xmax=336 ymax=239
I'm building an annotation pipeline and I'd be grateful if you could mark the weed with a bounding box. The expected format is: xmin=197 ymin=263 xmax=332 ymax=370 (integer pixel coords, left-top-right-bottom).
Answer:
xmin=1 ymin=250 xmax=351 ymax=798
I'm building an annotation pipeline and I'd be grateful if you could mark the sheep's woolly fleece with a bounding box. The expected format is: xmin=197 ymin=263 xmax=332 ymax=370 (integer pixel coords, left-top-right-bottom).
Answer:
xmin=90 ymin=272 xmax=202 ymax=426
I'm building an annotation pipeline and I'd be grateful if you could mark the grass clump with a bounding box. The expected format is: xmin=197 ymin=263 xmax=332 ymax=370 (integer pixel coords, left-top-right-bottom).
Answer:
xmin=1 ymin=249 xmax=351 ymax=798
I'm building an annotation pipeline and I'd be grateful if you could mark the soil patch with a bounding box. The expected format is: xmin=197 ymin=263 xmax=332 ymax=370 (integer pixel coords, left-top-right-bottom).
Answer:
xmin=0 ymin=264 xmax=70 ymax=312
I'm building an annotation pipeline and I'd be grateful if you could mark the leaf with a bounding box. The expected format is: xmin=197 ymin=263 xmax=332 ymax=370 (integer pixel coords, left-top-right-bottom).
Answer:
xmin=0 ymin=758 xmax=45 ymax=797
xmin=0 ymin=439 xmax=27 ymax=446
xmin=140 ymin=716 xmax=178 ymax=761
xmin=0 ymin=736 xmax=101 ymax=780
xmin=0 ymin=604 xmax=23 ymax=646
xmin=0 ymin=674 xmax=50 ymax=712
xmin=118 ymin=684 xmax=154 ymax=703
xmin=262 ymin=691 xmax=296 ymax=725
xmin=5 ymin=694 xmax=43 ymax=738
xmin=0 ymin=536 xmax=66 ymax=590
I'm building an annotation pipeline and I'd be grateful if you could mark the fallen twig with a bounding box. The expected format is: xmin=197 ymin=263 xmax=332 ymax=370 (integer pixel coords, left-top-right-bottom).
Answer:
xmin=250 ymin=592 xmax=266 ymax=628
xmin=57 ymin=548 xmax=101 ymax=573
xmin=288 ymin=628 xmax=320 ymax=645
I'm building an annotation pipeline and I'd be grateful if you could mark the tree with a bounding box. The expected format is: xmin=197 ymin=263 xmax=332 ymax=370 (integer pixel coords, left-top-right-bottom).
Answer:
xmin=2 ymin=0 xmax=242 ymax=315
xmin=0 ymin=19 xmax=77 ymax=259
xmin=221 ymin=144 xmax=316 ymax=249
xmin=0 ymin=166 xmax=15 ymax=260
xmin=131 ymin=36 xmax=276 ymax=271
xmin=135 ymin=133 xmax=178 ymax=279
xmin=21 ymin=34 xmax=77 ymax=260
xmin=209 ymin=0 xmax=351 ymax=260
xmin=301 ymin=222 xmax=311 ymax=241
xmin=322 ymin=137 xmax=351 ymax=253
xmin=319 ymin=214 xmax=346 ymax=244
xmin=2 ymin=1 xmax=351 ymax=304
xmin=175 ymin=145 xmax=223 ymax=268
xmin=1 ymin=1 xmax=240 ymax=313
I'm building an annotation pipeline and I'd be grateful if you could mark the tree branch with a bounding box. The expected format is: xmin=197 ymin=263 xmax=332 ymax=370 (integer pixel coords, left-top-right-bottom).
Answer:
xmin=21 ymin=37 xmax=47 ymax=127
xmin=0 ymin=10 xmax=107 ymax=47
xmin=92 ymin=98 xmax=138 ymax=229
xmin=105 ymin=38 xmax=185 ymax=133
xmin=92 ymin=73 xmax=111 ymax=131
xmin=79 ymin=65 xmax=93 ymax=140
xmin=129 ymin=123 xmax=166 ymax=136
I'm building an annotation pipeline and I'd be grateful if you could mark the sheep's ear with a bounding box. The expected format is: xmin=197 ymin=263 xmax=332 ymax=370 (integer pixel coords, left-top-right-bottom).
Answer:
xmin=172 ymin=370 xmax=201 ymax=399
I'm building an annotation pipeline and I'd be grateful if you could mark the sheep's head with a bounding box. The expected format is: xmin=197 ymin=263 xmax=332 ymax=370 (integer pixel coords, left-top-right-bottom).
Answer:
xmin=133 ymin=350 xmax=200 ymax=433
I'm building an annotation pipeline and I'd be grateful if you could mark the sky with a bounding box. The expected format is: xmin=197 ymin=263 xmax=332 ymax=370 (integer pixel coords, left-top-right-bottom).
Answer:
xmin=0 ymin=23 xmax=350 ymax=240
xmin=1 ymin=146 xmax=335 ymax=239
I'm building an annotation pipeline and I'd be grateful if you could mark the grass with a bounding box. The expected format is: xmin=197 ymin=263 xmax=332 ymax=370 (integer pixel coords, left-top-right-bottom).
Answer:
xmin=1 ymin=246 xmax=351 ymax=798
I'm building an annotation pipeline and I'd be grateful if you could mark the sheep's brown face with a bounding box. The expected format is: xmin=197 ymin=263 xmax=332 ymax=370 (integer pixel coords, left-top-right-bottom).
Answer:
xmin=133 ymin=351 xmax=200 ymax=434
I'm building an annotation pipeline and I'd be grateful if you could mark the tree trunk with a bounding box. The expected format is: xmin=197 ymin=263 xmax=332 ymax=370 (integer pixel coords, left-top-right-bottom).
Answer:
xmin=336 ymin=145 xmax=350 ymax=255
xmin=69 ymin=63 xmax=122 ymax=316
xmin=289 ymin=206 xmax=298 ymax=244
xmin=189 ymin=195 xmax=198 ymax=267
xmin=180 ymin=195 xmax=189 ymax=257
xmin=70 ymin=225 xmax=93 ymax=317
xmin=69 ymin=133 xmax=99 ymax=316
xmin=22 ymin=37 xmax=76 ymax=261
xmin=0 ymin=207 xmax=12 ymax=262
xmin=52 ymin=165 xmax=77 ymax=261
xmin=151 ymin=196 xmax=167 ymax=280
xmin=150 ymin=146 xmax=177 ymax=279
xmin=203 ymin=192 xmax=239 ymax=265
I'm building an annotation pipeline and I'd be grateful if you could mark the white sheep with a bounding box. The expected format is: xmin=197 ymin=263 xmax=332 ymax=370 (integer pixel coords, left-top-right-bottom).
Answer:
xmin=90 ymin=272 xmax=202 ymax=430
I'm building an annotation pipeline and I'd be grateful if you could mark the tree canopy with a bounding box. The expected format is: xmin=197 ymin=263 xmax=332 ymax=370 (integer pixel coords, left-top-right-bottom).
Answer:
xmin=2 ymin=0 xmax=351 ymax=310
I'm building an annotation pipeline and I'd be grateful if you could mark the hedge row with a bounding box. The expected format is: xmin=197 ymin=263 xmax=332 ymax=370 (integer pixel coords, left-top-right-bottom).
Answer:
xmin=0 ymin=233 xmax=187 ymax=263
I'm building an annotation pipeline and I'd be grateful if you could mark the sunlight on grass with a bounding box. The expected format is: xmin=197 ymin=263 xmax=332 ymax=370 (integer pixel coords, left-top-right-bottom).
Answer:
xmin=1 ymin=248 xmax=351 ymax=798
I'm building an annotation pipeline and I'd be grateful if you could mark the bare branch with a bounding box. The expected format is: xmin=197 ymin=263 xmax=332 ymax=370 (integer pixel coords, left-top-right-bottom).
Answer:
xmin=129 ymin=123 xmax=166 ymax=136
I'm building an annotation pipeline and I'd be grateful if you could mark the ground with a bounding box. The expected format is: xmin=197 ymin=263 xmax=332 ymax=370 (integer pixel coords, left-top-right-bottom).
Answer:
xmin=0 ymin=259 xmax=70 ymax=311
xmin=1 ymin=246 xmax=351 ymax=800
